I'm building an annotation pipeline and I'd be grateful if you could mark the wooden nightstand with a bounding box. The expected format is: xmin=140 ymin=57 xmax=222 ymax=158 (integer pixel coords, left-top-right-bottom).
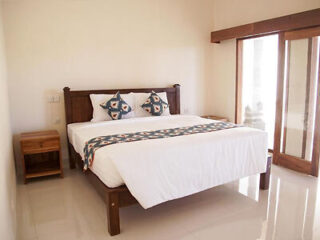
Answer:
xmin=201 ymin=115 xmax=229 ymax=122
xmin=20 ymin=130 xmax=64 ymax=183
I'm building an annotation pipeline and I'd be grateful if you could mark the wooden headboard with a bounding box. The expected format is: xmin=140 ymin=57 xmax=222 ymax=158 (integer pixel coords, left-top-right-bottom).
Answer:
xmin=63 ymin=84 xmax=180 ymax=125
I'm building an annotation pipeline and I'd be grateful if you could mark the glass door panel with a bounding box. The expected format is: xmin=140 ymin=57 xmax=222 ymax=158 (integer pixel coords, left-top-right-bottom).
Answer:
xmin=238 ymin=35 xmax=278 ymax=150
xmin=282 ymin=39 xmax=317 ymax=160
xmin=274 ymin=27 xmax=320 ymax=176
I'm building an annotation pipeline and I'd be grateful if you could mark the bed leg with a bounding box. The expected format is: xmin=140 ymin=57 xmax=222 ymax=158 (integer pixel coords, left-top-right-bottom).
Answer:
xmin=260 ymin=155 xmax=272 ymax=190
xmin=106 ymin=192 xmax=120 ymax=236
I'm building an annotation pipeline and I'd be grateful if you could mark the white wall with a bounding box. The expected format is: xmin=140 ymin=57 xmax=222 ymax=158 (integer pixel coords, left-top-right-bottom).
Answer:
xmin=209 ymin=0 xmax=320 ymax=122
xmin=0 ymin=3 xmax=16 ymax=240
xmin=3 ymin=0 xmax=320 ymax=176
xmin=2 ymin=0 xmax=215 ymax=170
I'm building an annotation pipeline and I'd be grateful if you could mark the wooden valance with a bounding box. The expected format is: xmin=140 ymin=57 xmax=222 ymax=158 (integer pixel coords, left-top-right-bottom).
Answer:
xmin=211 ymin=8 xmax=320 ymax=43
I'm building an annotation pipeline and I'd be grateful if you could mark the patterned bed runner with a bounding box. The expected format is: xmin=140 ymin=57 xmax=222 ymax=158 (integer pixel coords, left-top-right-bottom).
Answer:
xmin=83 ymin=122 xmax=240 ymax=170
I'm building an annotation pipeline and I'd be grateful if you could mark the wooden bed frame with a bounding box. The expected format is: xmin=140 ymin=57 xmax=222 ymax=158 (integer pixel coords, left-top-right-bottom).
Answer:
xmin=63 ymin=84 xmax=271 ymax=236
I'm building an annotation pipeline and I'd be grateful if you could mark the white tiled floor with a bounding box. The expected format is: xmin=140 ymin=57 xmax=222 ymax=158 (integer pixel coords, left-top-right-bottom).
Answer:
xmin=17 ymin=165 xmax=320 ymax=240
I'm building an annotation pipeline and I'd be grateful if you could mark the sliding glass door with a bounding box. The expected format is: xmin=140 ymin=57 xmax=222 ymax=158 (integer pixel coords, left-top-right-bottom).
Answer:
xmin=236 ymin=35 xmax=278 ymax=150
xmin=273 ymin=27 xmax=320 ymax=176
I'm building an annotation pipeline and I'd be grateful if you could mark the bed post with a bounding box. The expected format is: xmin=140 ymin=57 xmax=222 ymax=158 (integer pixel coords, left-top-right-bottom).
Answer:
xmin=173 ymin=84 xmax=181 ymax=114
xmin=106 ymin=191 xmax=120 ymax=236
xmin=260 ymin=155 xmax=272 ymax=190
xmin=63 ymin=87 xmax=76 ymax=169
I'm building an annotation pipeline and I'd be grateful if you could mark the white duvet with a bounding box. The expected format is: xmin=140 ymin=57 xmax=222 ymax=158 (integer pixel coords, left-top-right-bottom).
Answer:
xmin=68 ymin=115 xmax=268 ymax=209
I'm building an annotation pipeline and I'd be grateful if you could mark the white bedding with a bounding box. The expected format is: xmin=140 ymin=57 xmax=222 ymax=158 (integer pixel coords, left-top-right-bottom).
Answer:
xmin=68 ymin=115 xmax=268 ymax=209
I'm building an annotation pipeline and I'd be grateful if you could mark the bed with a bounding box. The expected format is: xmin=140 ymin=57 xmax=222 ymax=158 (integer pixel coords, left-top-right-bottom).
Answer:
xmin=63 ymin=84 xmax=271 ymax=236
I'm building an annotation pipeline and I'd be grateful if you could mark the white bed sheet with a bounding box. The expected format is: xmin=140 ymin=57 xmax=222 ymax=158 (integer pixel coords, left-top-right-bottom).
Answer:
xmin=68 ymin=115 xmax=268 ymax=209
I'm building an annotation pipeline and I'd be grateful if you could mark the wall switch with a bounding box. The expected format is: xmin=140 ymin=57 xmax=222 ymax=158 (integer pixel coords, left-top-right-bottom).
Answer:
xmin=47 ymin=96 xmax=54 ymax=103
xmin=53 ymin=95 xmax=60 ymax=103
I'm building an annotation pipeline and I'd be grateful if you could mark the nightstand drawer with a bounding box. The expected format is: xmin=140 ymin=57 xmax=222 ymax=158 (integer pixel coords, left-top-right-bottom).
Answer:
xmin=22 ymin=138 xmax=60 ymax=154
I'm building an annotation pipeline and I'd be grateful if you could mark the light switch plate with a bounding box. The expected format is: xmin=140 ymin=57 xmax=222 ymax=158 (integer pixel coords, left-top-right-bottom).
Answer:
xmin=53 ymin=95 xmax=60 ymax=103
xmin=47 ymin=96 xmax=54 ymax=103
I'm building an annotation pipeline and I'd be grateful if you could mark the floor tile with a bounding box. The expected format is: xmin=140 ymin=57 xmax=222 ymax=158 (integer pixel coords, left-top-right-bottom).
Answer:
xmin=16 ymin=165 xmax=320 ymax=240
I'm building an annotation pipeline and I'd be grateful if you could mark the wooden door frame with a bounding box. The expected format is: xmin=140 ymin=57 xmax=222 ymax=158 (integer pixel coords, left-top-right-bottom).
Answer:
xmin=235 ymin=39 xmax=243 ymax=124
xmin=311 ymin=42 xmax=320 ymax=177
xmin=231 ymin=11 xmax=320 ymax=176
xmin=273 ymin=32 xmax=286 ymax=165
xmin=273 ymin=28 xmax=320 ymax=177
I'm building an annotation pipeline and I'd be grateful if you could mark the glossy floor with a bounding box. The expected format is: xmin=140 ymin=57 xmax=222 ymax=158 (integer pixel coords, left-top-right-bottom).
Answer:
xmin=17 ymin=165 xmax=320 ymax=240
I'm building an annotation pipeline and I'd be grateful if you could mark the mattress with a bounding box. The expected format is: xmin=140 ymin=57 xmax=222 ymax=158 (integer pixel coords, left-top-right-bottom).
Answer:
xmin=68 ymin=115 xmax=268 ymax=208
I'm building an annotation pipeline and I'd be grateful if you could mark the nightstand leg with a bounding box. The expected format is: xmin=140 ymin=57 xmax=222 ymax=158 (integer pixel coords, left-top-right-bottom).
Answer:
xmin=22 ymin=155 xmax=27 ymax=184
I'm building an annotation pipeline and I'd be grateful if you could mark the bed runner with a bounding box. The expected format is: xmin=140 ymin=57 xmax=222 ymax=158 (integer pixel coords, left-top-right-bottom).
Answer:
xmin=83 ymin=121 xmax=240 ymax=170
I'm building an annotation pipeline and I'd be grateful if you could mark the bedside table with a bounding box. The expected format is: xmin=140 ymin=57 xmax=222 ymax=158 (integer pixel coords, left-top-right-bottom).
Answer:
xmin=20 ymin=130 xmax=64 ymax=183
xmin=201 ymin=115 xmax=229 ymax=122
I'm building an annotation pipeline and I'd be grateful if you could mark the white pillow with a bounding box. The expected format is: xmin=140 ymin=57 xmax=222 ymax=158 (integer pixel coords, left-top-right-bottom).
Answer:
xmin=132 ymin=92 xmax=171 ymax=118
xmin=90 ymin=93 xmax=135 ymax=122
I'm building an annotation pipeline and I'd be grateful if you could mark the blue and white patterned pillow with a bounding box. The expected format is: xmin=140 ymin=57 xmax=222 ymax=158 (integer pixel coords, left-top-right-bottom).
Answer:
xmin=100 ymin=92 xmax=132 ymax=120
xmin=141 ymin=91 xmax=169 ymax=116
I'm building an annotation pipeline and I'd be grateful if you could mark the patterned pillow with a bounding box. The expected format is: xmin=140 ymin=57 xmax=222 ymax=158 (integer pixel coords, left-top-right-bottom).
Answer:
xmin=100 ymin=92 xmax=132 ymax=120
xmin=141 ymin=91 xmax=169 ymax=116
